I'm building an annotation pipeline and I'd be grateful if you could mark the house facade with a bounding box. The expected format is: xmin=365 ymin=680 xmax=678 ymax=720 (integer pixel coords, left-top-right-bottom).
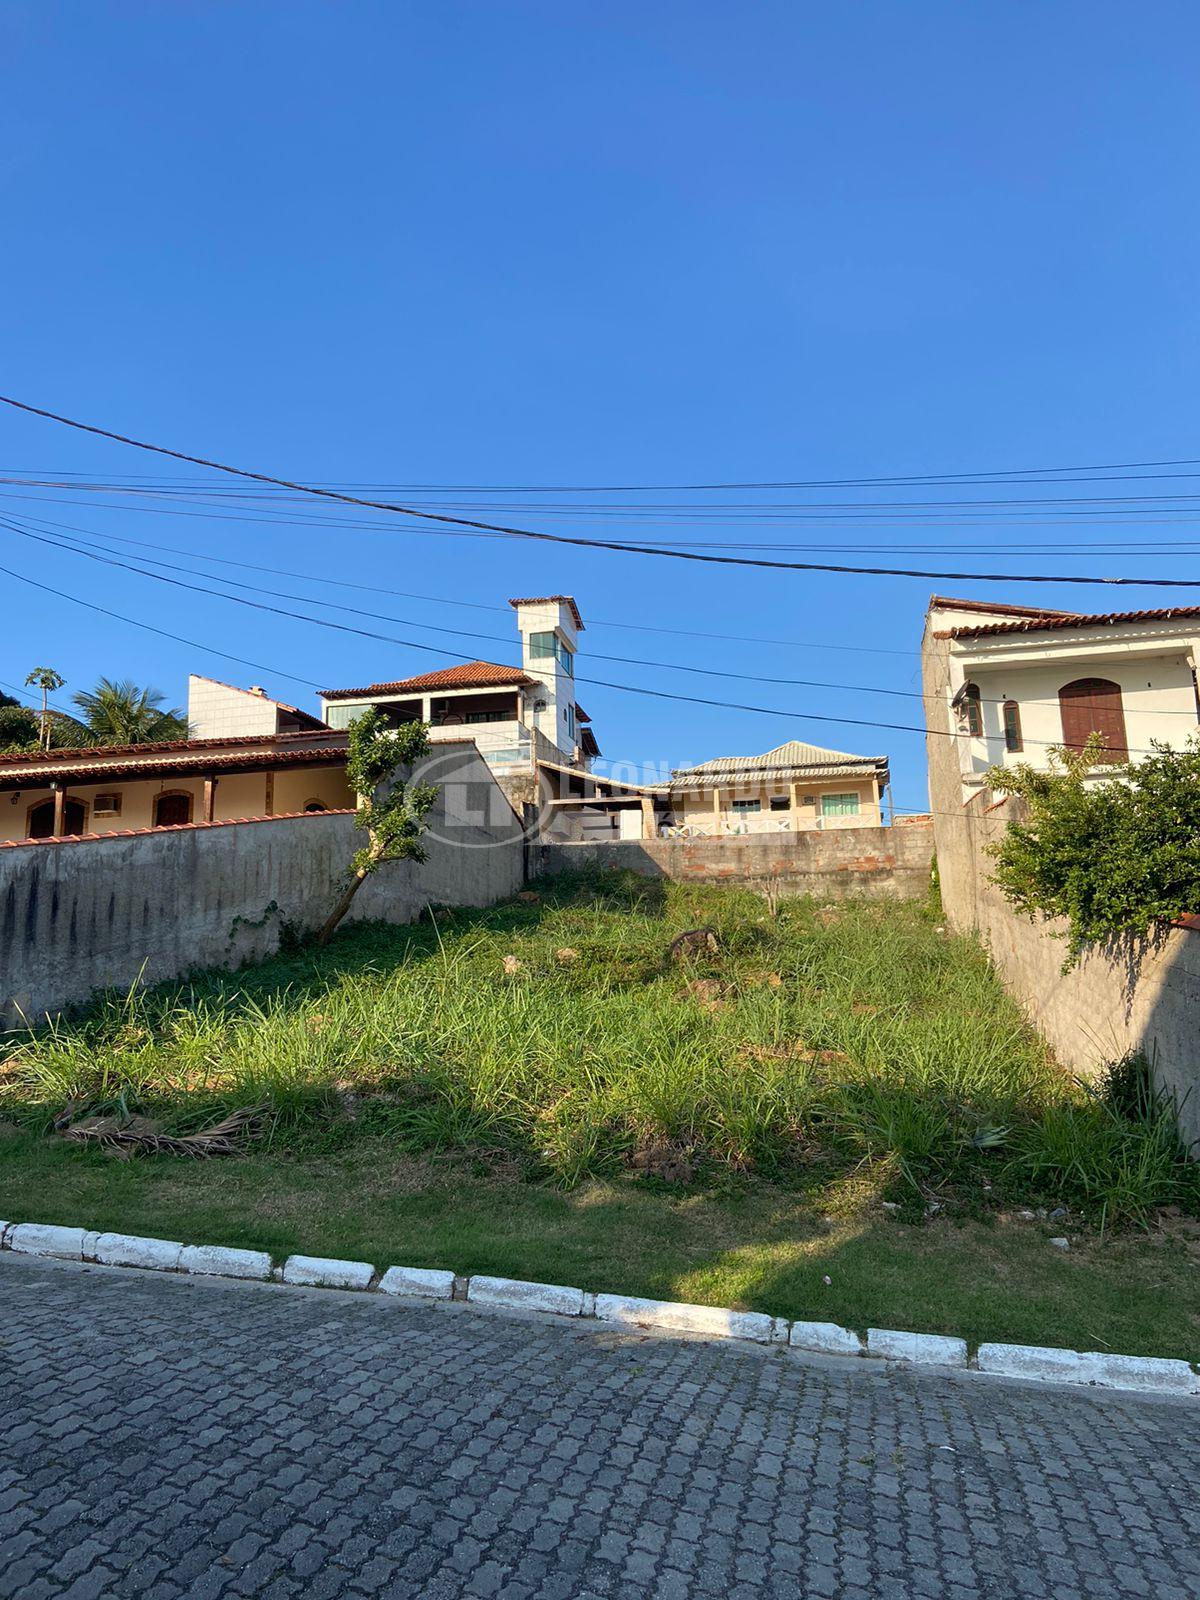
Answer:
xmin=665 ymin=740 xmax=889 ymax=835
xmin=318 ymin=595 xmax=599 ymax=806
xmin=542 ymin=740 xmax=889 ymax=841
xmin=0 ymin=678 xmax=352 ymax=844
xmin=923 ymin=595 xmax=1200 ymax=802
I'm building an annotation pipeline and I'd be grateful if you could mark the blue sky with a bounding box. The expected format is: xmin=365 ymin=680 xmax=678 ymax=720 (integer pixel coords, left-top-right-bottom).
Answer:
xmin=3 ymin=2 xmax=1198 ymax=813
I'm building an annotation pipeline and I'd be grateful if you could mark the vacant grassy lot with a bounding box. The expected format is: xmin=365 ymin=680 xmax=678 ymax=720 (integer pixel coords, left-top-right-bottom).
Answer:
xmin=2 ymin=872 xmax=1197 ymax=1356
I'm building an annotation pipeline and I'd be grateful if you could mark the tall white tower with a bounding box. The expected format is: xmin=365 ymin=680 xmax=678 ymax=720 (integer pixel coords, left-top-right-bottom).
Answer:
xmin=510 ymin=596 xmax=583 ymax=760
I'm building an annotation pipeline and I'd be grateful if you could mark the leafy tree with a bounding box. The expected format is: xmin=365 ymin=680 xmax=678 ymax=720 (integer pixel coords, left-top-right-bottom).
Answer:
xmin=71 ymin=677 xmax=189 ymax=745
xmin=988 ymin=737 xmax=1200 ymax=964
xmin=317 ymin=709 xmax=438 ymax=944
xmin=0 ymin=700 xmax=39 ymax=752
xmin=24 ymin=666 xmax=65 ymax=750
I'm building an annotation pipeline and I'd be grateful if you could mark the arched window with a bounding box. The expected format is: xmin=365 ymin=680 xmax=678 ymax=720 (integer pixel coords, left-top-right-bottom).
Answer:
xmin=959 ymin=683 xmax=983 ymax=738
xmin=303 ymin=799 xmax=328 ymax=813
xmin=27 ymin=798 xmax=86 ymax=838
xmin=1002 ymin=700 xmax=1022 ymax=753
xmin=153 ymin=790 xmax=193 ymax=827
xmin=1059 ymin=678 xmax=1127 ymax=761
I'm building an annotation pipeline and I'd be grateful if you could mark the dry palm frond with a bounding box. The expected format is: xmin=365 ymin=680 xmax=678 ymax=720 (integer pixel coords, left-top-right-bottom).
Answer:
xmin=58 ymin=1104 xmax=267 ymax=1159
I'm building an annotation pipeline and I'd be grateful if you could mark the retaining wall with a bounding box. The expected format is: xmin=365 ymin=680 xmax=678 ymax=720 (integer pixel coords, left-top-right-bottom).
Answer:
xmin=534 ymin=820 xmax=934 ymax=900
xmin=0 ymin=744 xmax=524 ymax=1026
xmin=922 ymin=622 xmax=1200 ymax=1155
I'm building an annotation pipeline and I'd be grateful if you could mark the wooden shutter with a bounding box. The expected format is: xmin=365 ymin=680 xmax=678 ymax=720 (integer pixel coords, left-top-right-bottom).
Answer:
xmin=1058 ymin=679 xmax=1127 ymax=761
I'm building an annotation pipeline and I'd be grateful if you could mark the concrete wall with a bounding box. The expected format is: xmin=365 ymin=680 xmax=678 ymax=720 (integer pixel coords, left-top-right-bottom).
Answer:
xmin=534 ymin=821 xmax=933 ymax=900
xmin=0 ymin=744 xmax=524 ymax=1026
xmin=922 ymin=623 xmax=1200 ymax=1156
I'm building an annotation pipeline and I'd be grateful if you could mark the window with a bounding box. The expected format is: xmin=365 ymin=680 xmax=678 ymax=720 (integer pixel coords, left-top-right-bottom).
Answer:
xmin=960 ymin=683 xmax=983 ymax=737
xmin=730 ymin=798 xmax=761 ymax=814
xmin=769 ymin=794 xmax=791 ymax=811
xmin=565 ymin=703 xmax=575 ymax=738
xmin=303 ymin=799 xmax=328 ymax=813
xmin=27 ymin=798 xmax=86 ymax=838
xmin=93 ymin=792 xmax=122 ymax=816
xmin=1002 ymin=701 xmax=1022 ymax=753
xmin=465 ymin=710 xmax=505 ymax=724
xmin=821 ymin=792 xmax=861 ymax=817
xmin=529 ymin=630 xmax=574 ymax=675
xmin=154 ymin=791 xmax=193 ymax=828
xmin=1059 ymin=678 xmax=1128 ymax=761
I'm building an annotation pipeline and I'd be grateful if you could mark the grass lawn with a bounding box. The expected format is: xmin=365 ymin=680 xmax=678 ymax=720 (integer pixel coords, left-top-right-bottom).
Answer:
xmin=2 ymin=1133 xmax=1197 ymax=1360
xmin=2 ymin=870 xmax=1197 ymax=1359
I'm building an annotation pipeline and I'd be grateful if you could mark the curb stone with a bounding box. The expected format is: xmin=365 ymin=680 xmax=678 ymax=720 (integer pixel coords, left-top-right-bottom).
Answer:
xmin=866 ymin=1329 xmax=969 ymax=1368
xmin=379 ymin=1265 xmax=456 ymax=1300
xmin=282 ymin=1255 xmax=375 ymax=1291
xmin=594 ymin=1293 xmax=784 ymax=1345
xmin=1 ymin=1219 xmax=1196 ymax=1396
xmin=468 ymin=1276 xmax=586 ymax=1317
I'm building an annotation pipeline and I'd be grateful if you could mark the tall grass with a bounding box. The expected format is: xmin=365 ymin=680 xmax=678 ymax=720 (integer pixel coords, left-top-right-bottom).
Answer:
xmin=2 ymin=871 xmax=1195 ymax=1222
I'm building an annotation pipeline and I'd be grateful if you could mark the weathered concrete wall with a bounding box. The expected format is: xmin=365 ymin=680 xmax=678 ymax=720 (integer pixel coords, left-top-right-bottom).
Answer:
xmin=534 ymin=821 xmax=934 ymax=900
xmin=0 ymin=744 xmax=524 ymax=1026
xmin=921 ymin=623 xmax=1200 ymax=1156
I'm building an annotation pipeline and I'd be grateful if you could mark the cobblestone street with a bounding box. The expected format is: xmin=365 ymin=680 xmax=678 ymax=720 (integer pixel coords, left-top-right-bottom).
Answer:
xmin=2 ymin=1253 xmax=1198 ymax=1599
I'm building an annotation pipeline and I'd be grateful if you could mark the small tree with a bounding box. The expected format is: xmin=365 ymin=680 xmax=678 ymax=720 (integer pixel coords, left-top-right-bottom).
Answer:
xmin=317 ymin=709 xmax=438 ymax=944
xmin=989 ymin=737 xmax=1200 ymax=964
xmin=24 ymin=666 xmax=64 ymax=751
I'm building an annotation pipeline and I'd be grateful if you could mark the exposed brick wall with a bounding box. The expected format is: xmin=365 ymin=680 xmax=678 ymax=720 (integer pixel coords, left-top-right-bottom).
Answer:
xmin=535 ymin=822 xmax=933 ymax=900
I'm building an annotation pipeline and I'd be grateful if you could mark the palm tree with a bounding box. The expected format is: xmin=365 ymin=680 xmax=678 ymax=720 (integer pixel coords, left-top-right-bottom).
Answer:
xmin=71 ymin=678 xmax=189 ymax=746
xmin=24 ymin=666 xmax=65 ymax=751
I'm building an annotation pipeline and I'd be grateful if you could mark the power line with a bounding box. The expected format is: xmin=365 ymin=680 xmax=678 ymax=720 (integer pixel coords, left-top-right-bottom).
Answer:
xmin=20 ymin=517 xmax=1200 ymax=720
xmin=2 ymin=519 xmax=1184 ymax=756
xmin=7 ymin=393 xmax=1200 ymax=585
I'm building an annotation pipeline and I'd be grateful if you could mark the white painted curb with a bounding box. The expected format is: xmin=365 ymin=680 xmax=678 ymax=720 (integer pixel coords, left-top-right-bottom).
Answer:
xmin=789 ymin=1320 xmax=864 ymax=1358
xmin=1 ymin=1218 xmax=1196 ymax=1396
xmin=282 ymin=1254 xmax=375 ymax=1291
xmin=595 ymin=1293 xmax=784 ymax=1345
xmin=180 ymin=1243 xmax=273 ymax=1281
xmin=379 ymin=1265 xmax=456 ymax=1299
xmin=867 ymin=1329 xmax=969 ymax=1368
xmin=9 ymin=1223 xmax=94 ymax=1260
xmin=469 ymin=1275 xmax=585 ymax=1317
xmin=93 ymin=1232 xmax=184 ymax=1272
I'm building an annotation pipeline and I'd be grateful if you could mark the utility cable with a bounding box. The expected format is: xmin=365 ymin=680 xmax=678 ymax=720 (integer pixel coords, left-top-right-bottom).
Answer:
xmin=8 ymin=393 xmax=1200 ymax=586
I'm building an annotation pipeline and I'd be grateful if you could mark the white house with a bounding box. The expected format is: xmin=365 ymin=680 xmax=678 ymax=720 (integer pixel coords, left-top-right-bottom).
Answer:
xmin=318 ymin=596 xmax=599 ymax=783
xmin=922 ymin=595 xmax=1200 ymax=801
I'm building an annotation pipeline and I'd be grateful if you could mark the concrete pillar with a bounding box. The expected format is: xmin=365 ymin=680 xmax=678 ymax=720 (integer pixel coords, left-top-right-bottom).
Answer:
xmin=790 ymin=781 xmax=800 ymax=831
xmin=640 ymin=796 xmax=656 ymax=839
xmin=711 ymin=786 xmax=721 ymax=833
xmin=421 ymin=695 xmax=432 ymax=725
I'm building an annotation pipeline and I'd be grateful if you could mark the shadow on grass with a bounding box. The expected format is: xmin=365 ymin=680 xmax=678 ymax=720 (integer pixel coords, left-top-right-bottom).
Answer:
xmin=2 ymin=1131 xmax=1195 ymax=1360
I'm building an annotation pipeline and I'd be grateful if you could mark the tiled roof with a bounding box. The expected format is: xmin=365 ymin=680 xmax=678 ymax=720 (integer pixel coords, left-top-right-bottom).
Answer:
xmin=573 ymin=703 xmax=591 ymax=722
xmin=0 ymin=746 xmax=350 ymax=791
xmin=947 ymin=606 xmax=1200 ymax=640
xmin=670 ymin=740 xmax=887 ymax=786
xmin=508 ymin=595 xmax=585 ymax=631
xmin=929 ymin=594 xmax=1077 ymax=620
xmin=0 ymin=730 xmax=346 ymax=769
xmin=579 ymin=725 xmax=601 ymax=759
xmin=321 ymin=661 xmax=535 ymax=700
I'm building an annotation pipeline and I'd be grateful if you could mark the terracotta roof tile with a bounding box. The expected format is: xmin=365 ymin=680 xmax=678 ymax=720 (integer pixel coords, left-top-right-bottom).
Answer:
xmin=321 ymin=661 xmax=535 ymax=700
xmin=947 ymin=606 xmax=1200 ymax=640
xmin=0 ymin=730 xmax=346 ymax=768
